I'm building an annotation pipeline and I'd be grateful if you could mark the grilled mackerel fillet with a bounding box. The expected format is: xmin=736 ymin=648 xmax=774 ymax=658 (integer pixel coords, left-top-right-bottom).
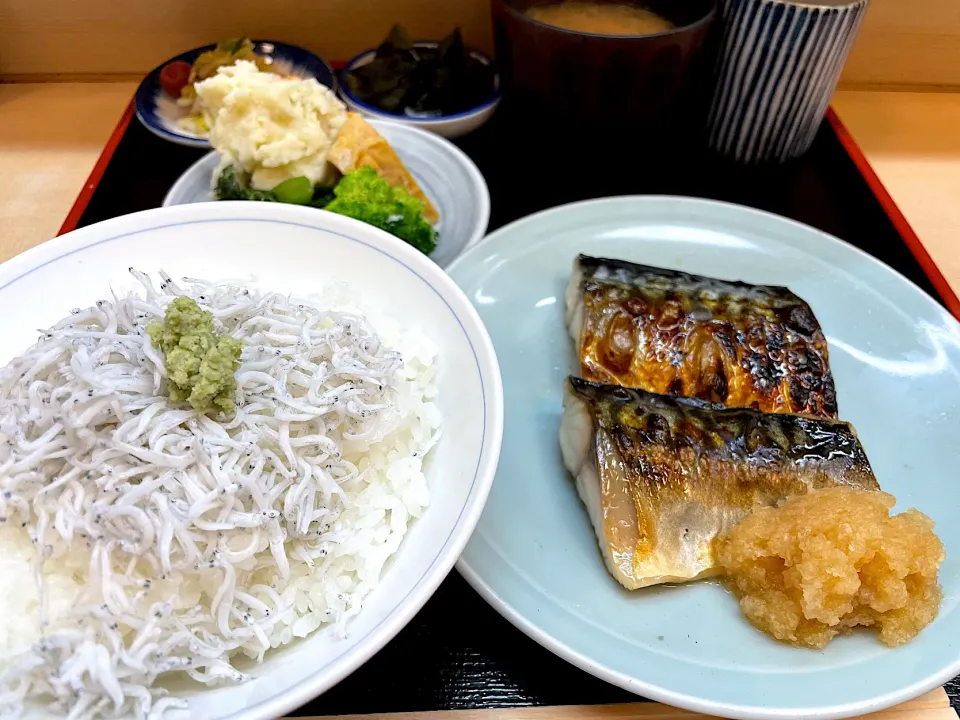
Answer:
xmin=559 ymin=377 xmax=878 ymax=589
xmin=565 ymin=255 xmax=838 ymax=418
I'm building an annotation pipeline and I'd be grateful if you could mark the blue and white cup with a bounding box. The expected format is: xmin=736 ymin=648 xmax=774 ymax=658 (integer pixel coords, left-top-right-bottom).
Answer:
xmin=706 ymin=0 xmax=869 ymax=163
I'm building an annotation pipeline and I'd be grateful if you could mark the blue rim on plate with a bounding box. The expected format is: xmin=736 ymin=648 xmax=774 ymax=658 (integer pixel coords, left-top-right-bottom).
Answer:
xmin=135 ymin=40 xmax=337 ymax=148
xmin=339 ymin=43 xmax=502 ymax=123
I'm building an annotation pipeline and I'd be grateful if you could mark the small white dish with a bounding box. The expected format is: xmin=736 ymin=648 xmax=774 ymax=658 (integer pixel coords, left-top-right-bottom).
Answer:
xmin=339 ymin=45 xmax=501 ymax=139
xmin=0 ymin=201 xmax=504 ymax=720
xmin=163 ymin=120 xmax=490 ymax=268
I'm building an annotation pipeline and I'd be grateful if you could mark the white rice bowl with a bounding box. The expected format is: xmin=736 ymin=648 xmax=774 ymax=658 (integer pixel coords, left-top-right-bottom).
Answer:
xmin=0 ymin=203 xmax=502 ymax=720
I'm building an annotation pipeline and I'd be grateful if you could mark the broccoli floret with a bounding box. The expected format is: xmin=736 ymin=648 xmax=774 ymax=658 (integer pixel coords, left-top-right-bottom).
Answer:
xmin=325 ymin=168 xmax=437 ymax=255
xmin=213 ymin=165 xmax=277 ymax=202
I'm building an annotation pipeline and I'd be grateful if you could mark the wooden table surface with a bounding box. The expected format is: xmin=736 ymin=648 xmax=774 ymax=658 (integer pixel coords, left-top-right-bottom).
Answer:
xmin=294 ymin=689 xmax=958 ymax=719
xmin=0 ymin=83 xmax=135 ymax=260
xmin=0 ymin=83 xmax=957 ymax=720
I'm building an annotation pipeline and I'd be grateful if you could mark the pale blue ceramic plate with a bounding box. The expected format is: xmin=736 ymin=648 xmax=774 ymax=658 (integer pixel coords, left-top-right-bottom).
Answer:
xmin=447 ymin=196 xmax=960 ymax=720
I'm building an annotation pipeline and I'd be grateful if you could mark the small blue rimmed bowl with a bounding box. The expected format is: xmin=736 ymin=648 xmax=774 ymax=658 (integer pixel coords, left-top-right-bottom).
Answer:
xmin=339 ymin=43 xmax=501 ymax=139
xmin=135 ymin=40 xmax=336 ymax=148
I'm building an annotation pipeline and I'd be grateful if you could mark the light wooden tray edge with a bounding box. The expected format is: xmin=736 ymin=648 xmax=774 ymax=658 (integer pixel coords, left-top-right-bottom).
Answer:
xmin=290 ymin=687 xmax=956 ymax=720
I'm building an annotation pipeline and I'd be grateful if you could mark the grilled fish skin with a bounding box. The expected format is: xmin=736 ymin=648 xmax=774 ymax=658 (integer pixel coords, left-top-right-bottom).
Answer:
xmin=565 ymin=255 xmax=839 ymax=418
xmin=559 ymin=377 xmax=878 ymax=590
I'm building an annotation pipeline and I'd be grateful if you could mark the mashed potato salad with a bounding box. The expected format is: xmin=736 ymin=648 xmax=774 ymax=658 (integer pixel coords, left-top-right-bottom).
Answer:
xmin=195 ymin=61 xmax=439 ymax=256
xmin=0 ymin=271 xmax=441 ymax=719
xmin=196 ymin=61 xmax=348 ymax=191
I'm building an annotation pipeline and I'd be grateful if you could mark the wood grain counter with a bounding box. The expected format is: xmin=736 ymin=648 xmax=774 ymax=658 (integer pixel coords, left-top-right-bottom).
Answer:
xmin=293 ymin=688 xmax=958 ymax=719
xmin=3 ymin=0 xmax=960 ymax=88
xmin=831 ymin=91 xmax=960 ymax=291
xmin=0 ymin=82 xmax=135 ymax=260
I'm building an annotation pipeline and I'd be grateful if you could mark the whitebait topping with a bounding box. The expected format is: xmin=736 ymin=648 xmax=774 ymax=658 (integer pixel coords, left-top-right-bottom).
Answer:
xmin=0 ymin=270 xmax=440 ymax=719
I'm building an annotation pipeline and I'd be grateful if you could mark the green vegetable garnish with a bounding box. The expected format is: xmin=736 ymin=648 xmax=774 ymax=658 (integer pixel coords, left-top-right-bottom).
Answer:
xmin=325 ymin=167 xmax=438 ymax=255
xmin=213 ymin=165 xmax=436 ymax=254
xmin=147 ymin=297 xmax=243 ymax=415
xmin=214 ymin=165 xmax=277 ymax=202
xmin=215 ymin=167 xmax=330 ymax=207
xmin=272 ymin=176 xmax=314 ymax=205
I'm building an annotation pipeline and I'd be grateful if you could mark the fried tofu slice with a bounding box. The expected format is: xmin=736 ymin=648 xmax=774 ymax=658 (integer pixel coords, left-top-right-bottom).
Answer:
xmin=329 ymin=113 xmax=439 ymax=224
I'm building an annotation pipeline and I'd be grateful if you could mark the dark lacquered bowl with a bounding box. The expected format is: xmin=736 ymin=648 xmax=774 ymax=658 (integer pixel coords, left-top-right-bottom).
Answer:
xmin=491 ymin=0 xmax=718 ymax=138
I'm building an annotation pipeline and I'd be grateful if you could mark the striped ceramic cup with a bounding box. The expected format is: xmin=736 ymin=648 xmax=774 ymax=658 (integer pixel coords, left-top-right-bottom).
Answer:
xmin=706 ymin=0 xmax=869 ymax=163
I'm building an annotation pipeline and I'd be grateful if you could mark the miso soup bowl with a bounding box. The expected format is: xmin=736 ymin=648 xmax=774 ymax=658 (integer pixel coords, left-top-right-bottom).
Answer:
xmin=491 ymin=0 xmax=718 ymax=138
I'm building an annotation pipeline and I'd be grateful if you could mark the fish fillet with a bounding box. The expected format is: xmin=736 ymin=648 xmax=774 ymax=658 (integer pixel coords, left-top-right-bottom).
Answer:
xmin=559 ymin=377 xmax=879 ymax=589
xmin=565 ymin=255 xmax=838 ymax=418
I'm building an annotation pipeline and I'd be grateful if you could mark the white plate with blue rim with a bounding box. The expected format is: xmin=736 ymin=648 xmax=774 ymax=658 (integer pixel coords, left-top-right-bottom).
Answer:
xmin=135 ymin=40 xmax=336 ymax=148
xmin=447 ymin=196 xmax=960 ymax=720
xmin=162 ymin=119 xmax=490 ymax=269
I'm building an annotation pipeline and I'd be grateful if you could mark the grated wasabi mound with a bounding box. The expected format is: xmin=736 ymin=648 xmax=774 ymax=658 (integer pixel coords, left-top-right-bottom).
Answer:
xmin=147 ymin=296 xmax=242 ymax=414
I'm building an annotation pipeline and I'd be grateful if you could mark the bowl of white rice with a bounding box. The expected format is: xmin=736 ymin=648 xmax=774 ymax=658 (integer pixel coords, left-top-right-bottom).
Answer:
xmin=0 ymin=201 xmax=503 ymax=719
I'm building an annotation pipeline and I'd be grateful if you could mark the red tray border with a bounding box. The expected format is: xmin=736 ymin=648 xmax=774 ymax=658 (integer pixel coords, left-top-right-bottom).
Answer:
xmin=56 ymin=100 xmax=960 ymax=321
xmin=58 ymin=100 xmax=135 ymax=238
xmin=825 ymin=108 xmax=960 ymax=320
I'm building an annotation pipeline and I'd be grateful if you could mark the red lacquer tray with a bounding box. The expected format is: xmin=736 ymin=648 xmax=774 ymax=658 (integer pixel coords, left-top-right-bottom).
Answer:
xmin=54 ymin=96 xmax=960 ymax=715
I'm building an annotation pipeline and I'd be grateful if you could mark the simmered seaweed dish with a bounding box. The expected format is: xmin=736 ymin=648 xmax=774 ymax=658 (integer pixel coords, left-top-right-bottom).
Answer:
xmin=345 ymin=25 xmax=496 ymax=117
xmin=565 ymin=255 xmax=839 ymax=418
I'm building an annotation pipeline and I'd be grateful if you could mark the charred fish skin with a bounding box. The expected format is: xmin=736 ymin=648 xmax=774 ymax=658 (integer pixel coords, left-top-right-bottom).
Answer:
xmin=568 ymin=377 xmax=873 ymax=476
xmin=567 ymin=254 xmax=839 ymax=419
xmin=560 ymin=377 xmax=878 ymax=590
